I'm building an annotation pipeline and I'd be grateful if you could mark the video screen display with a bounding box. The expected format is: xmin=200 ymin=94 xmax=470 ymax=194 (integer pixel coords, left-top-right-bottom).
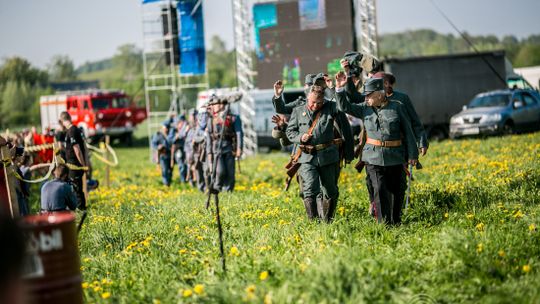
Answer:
xmin=254 ymin=0 xmax=355 ymax=89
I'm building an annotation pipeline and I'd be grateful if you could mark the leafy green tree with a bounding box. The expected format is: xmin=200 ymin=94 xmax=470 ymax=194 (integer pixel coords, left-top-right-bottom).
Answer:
xmin=0 ymin=57 xmax=48 ymax=87
xmin=0 ymin=81 xmax=33 ymax=127
xmin=207 ymin=35 xmax=237 ymax=88
xmin=48 ymin=55 xmax=77 ymax=81
xmin=513 ymin=44 xmax=540 ymax=67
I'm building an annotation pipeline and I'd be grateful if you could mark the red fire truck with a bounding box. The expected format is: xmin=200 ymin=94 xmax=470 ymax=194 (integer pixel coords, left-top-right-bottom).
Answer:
xmin=40 ymin=90 xmax=147 ymax=144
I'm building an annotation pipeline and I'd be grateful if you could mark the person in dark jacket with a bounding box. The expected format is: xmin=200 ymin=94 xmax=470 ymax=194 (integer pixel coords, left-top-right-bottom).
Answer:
xmin=40 ymin=164 xmax=78 ymax=212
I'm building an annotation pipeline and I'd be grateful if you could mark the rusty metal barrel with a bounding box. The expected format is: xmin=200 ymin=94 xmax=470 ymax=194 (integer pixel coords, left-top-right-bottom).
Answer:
xmin=19 ymin=211 xmax=83 ymax=304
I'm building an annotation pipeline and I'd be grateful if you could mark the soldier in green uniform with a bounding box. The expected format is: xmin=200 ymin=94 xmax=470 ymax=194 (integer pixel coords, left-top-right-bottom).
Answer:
xmin=335 ymin=74 xmax=418 ymax=225
xmin=286 ymin=85 xmax=353 ymax=222
xmin=374 ymin=72 xmax=429 ymax=156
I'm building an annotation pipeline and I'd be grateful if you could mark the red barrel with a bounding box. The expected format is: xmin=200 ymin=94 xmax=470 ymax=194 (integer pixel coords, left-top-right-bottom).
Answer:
xmin=19 ymin=212 xmax=83 ymax=304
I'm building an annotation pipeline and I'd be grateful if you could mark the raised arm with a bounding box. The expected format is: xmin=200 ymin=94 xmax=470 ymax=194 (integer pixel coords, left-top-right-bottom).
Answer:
xmin=335 ymin=71 xmax=366 ymax=118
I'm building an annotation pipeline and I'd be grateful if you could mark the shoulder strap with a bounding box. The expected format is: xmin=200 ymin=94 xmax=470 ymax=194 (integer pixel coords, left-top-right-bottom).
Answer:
xmin=307 ymin=111 xmax=322 ymax=136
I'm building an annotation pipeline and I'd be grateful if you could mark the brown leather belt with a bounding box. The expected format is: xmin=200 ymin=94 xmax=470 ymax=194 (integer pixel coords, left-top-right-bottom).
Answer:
xmin=300 ymin=138 xmax=343 ymax=154
xmin=366 ymin=138 xmax=402 ymax=147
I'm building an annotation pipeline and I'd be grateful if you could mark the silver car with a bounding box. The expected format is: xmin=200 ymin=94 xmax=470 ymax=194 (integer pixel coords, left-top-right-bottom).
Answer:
xmin=449 ymin=89 xmax=540 ymax=138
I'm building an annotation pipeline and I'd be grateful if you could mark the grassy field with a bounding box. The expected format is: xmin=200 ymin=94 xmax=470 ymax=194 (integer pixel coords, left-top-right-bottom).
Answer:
xmin=76 ymin=132 xmax=540 ymax=303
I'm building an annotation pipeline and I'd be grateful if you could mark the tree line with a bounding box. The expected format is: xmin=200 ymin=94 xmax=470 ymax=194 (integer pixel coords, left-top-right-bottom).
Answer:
xmin=1 ymin=30 xmax=539 ymax=128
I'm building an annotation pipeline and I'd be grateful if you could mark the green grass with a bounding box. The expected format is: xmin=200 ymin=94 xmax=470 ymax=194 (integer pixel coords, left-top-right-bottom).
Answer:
xmin=78 ymin=132 xmax=540 ymax=303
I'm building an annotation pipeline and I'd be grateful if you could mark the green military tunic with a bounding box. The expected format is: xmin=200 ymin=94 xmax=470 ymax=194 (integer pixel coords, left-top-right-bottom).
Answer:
xmin=336 ymin=90 xmax=418 ymax=165
xmin=336 ymin=85 xmax=418 ymax=225
xmin=286 ymin=100 xmax=354 ymax=222
xmin=390 ymin=90 xmax=428 ymax=149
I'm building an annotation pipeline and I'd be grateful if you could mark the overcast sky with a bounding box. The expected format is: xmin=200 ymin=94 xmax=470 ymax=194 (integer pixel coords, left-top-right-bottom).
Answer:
xmin=0 ymin=0 xmax=539 ymax=68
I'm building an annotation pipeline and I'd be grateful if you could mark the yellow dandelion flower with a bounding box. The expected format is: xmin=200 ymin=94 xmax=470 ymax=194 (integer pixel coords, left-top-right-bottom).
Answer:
xmin=444 ymin=212 xmax=449 ymax=219
xmin=466 ymin=213 xmax=474 ymax=220
xmin=264 ymin=293 xmax=272 ymax=304
xmin=152 ymin=299 xmax=161 ymax=304
xmin=522 ymin=264 xmax=531 ymax=273
xmin=259 ymin=271 xmax=269 ymax=281
xmin=245 ymin=284 xmax=256 ymax=293
xmin=83 ymin=257 xmax=91 ymax=263
xmin=94 ymin=286 xmax=102 ymax=292
xmin=101 ymin=292 xmax=110 ymax=299
xmin=529 ymin=223 xmax=537 ymax=232
xmin=498 ymin=250 xmax=505 ymax=257
xmin=182 ymin=289 xmax=193 ymax=297
xmin=193 ymin=284 xmax=204 ymax=295
xmin=513 ymin=210 xmax=524 ymax=219
xmin=179 ymin=249 xmax=188 ymax=254
xmin=81 ymin=282 xmax=89 ymax=289
xmin=476 ymin=243 xmax=484 ymax=253
xmin=230 ymin=246 xmax=240 ymax=256
xmin=476 ymin=222 xmax=485 ymax=231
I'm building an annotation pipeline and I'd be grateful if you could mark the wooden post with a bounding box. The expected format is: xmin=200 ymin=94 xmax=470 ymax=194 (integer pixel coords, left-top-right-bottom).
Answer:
xmin=0 ymin=144 xmax=20 ymax=218
xmin=105 ymin=135 xmax=110 ymax=188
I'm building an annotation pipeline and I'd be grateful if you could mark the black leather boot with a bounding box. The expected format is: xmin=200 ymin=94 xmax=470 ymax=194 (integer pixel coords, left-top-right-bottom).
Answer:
xmin=319 ymin=197 xmax=337 ymax=223
xmin=303 ymin=197 xmax=318 ymax=220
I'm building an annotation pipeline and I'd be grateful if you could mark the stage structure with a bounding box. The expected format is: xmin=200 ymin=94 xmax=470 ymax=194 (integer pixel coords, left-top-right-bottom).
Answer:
xmin=233 ymin=0 xmax=378 ymax=89
xmin=141 ymin=0 xmax=208 ymax=160
xmin=356 ymin=0 xmax=378 ymax=56
xmin=232 ymin=0 xmax=258 ymax=155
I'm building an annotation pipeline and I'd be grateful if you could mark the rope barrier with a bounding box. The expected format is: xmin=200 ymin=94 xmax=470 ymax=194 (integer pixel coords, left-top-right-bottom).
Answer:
xmin=86 ymin=142 xmax=119 ymax=167
xmin=24 ymin=143 xmax=55 ymax=152
xmin=5 ymin=139 xmax=118 ymax=183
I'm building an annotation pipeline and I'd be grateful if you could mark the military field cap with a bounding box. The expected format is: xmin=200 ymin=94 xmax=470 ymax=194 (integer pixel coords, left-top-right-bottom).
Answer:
xmin=312 ymin=73 xmax=326 ymax=85
xmin=360 ymin=54 xmax=381 ymax=73
xmin=343 ymin=51 xmax=363 ymax=65
xmin=304 ymin=74 xmax=315 ymax=86
xmin=362 ymin=77 xmax=384 ymax=94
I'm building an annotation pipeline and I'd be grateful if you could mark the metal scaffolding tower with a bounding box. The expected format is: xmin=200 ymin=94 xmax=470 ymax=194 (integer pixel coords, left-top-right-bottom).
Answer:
xmin=232 ymin=0 xmax=258 ymax=155
xmin=356 ymin=0 xmax=379 ymax=57
xmin=141 ymin=0 xmax=208 ymax=161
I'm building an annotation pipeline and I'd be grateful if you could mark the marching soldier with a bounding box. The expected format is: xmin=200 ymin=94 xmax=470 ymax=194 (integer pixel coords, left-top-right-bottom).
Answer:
xmin=152 ymin=124 xmax=172 ymax=187
xmin=335 ymin=74 xmax=418 ymax=225
xmin=169 ymin=115 xmax=190 ymax=183
xmin=375 ymin=72 xmax=429 ymax=156
xmin=206 ymin=97 xmax=243 ymax=192
xmin=286 ymin=85 xmax=353 ymax=222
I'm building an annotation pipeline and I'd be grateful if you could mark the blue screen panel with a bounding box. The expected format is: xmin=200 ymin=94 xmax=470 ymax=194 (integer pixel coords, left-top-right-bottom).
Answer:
xmin=178 ymin=0 xmax=206 ymax=75
xmin=253 ymin=4 xmax=278 ymax=60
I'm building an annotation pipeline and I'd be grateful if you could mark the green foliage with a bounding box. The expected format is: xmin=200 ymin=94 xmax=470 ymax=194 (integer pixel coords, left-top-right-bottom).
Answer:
xmin=0 ymin=57 xmax=52 ymax=127
xmin=47 ymin=55 xmax=77 ymax=82
xmin=66 ymin=132 xmax=540 ymax=303
xmin=207 ymin=36 xmax=237 ymax=88
xmin=0 ymin=56 xmax=48 ymax=87
xmin=379 ymin=29 xmax=540 ymax=68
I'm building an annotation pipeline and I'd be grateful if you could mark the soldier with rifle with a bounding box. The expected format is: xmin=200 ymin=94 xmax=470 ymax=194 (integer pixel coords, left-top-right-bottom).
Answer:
xmin=192 ymin=110 xmax=209 ymax=192
xmin=152 ymin=123 xmax=172 ymax=187
xmin=335 ymin=75 xmax=418 ymax=225
xmin=169 ymin=115 xmax=190 ymax=183
xmin=205 ymin=95 xmax=243 ymax=192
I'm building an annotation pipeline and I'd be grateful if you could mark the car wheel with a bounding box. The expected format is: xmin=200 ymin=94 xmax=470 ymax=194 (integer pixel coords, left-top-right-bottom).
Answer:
xmin=502 ymin=121 xmax=514 ymax=135
xmin=429 ymin=128 xmax=446 ymax=142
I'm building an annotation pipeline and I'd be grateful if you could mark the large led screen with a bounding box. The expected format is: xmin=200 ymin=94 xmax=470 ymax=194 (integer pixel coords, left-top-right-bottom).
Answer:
xmin=254 ymin=0 xmax=355 ymax=89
